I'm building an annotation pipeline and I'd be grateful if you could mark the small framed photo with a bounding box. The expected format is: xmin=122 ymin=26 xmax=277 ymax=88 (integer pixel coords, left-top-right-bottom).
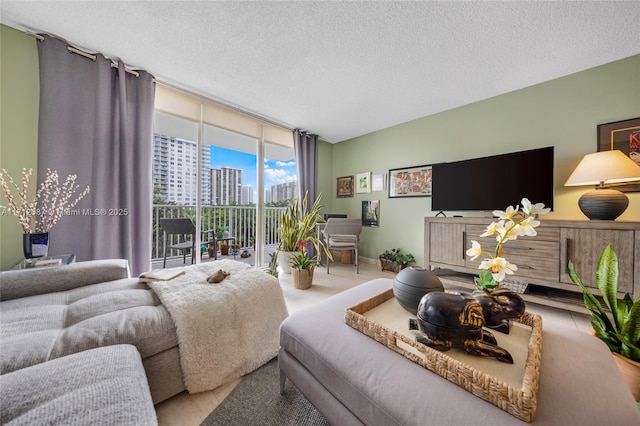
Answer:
xmin=362 ymin=200 xmax=380 ymax=226
xmin=336 ymin=175 xmax=354 ymax=198
xmin=597 ymin=117 xmax=640 ymax=193
xmin=355 ymin=172 xmax=372 ymax=193
xmin=388 ymin=165 xmax=433 ymax=198
xmin=371 ymin=173 xmax=386 ymax=192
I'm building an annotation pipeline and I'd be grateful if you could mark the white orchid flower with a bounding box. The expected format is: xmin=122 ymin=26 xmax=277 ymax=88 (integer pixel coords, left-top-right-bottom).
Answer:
xmin=466 ymin=240 xmax=483 ymax=261
xmin=492 ymin=204 xmax=519 ymax=221
xmin=521 ymin=198 xmax=551 ymax=216
xmin=519 ymin=216 xmax=540 ymax=236
xmin=499 ymin=224 xmax=521 ymax=241
xmin=479 ymin=257 xmax=518 ymax=283
xmin=480 ymin=220 xmax=504 ymax=237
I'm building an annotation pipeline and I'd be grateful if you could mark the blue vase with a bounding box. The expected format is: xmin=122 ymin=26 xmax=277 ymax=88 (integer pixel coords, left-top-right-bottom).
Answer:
xmin=23 ymin=232 xmax=49 ymax=258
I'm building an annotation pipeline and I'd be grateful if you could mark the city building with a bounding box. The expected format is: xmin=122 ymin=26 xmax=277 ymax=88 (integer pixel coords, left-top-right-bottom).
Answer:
xmin=241 ymin=184 xmax=254 ymax=205
xmin=153 ymin=134 xmax=211 ymax=205
xmin=211 ymin=166 xmax=243 ymax=205
xmin=270 ymin=181 xmax=297 ymax=203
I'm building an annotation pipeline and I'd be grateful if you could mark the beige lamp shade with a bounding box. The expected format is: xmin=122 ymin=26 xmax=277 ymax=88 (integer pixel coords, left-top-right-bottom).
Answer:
xmin=565 ymin=150 xmax=640 ymax=221
xmin=564 ymin=150 xmax=640 ymax=187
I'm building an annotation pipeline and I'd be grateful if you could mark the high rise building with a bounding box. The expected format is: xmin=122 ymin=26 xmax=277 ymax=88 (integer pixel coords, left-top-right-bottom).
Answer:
xmin=241 ymin=184 xmax=254 ymax=205
xmin=153 ymin=134 xmax=211 ymax=205
xmin=270 ymin=181 xmax=297 ymax=202
xmin=211 ymin=167 xmax=243 ymax=205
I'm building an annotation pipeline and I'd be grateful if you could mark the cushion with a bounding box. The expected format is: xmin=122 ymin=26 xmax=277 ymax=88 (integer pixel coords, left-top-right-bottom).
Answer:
xmin=0 ymin=345 xmax=157 ymax=425
xmin=1 ymin=277 xmax=177 ymax=375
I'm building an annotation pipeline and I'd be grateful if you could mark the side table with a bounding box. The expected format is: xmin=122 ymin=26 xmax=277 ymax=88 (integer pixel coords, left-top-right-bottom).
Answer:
xmin=11 ymin=254 xmax=76 ymax=270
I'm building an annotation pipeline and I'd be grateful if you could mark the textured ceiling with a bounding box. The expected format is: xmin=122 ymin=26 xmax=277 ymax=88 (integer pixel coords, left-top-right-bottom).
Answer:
xmin=1 ymin=1 xmax=639 ymax=143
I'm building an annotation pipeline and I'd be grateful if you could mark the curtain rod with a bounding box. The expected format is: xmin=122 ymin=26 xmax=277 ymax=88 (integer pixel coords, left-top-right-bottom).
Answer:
xmin=26 ymin=30 xmax=295 ymax=133
xmin=28 ymin=31 xmax=141 ymax=78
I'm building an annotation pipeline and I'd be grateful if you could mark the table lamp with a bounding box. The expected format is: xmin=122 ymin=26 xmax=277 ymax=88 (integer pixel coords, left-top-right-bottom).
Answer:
xmin=565 ymin=150 xmax=640 ymax=220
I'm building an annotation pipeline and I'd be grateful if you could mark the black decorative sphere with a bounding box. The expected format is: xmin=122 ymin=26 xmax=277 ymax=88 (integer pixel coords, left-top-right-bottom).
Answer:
xmin=393 ymin=266 xmax=444 ymax=315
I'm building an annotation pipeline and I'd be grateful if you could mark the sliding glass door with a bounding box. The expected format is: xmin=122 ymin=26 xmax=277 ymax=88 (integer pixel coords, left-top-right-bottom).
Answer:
xmin=152 ymin=85 xmax=294 ymax=267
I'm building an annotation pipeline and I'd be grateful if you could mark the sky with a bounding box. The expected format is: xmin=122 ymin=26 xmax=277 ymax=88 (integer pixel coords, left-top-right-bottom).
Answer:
xmin=208 ymin=145 xmax=296 ymax=192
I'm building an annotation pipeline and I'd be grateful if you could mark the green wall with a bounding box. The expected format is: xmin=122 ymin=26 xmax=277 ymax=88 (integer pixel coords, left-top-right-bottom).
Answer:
xmin=0 ymin=25 xmax=40 ymax=270
xmin=326 ymin=55 xmax=640 ymax=264
xmin=1 ymin=22 xmax=638 ymax=270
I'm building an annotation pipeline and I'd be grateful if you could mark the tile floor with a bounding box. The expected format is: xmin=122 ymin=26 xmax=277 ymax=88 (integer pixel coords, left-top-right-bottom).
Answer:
xmin=154 ymin=259 xmax=591 ymax=425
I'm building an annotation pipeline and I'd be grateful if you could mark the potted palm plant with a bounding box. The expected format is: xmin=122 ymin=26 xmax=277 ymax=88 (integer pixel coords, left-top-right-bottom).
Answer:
xmin=276 ymin=192 xmax=331 ymax=274
xmin=568 ymin=244 xmax=640 ymax=401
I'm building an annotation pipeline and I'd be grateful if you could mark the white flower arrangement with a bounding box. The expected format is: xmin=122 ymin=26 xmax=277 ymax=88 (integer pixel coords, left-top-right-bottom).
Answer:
xmin=466 ymin=198 xmax=550 ymax=292
xmin=0 ymin=168 xmax=90 ymax=233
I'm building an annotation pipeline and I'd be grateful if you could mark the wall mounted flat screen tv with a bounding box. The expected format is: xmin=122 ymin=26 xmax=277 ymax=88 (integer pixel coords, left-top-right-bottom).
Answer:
xmin=431 ymin=146 xmax=554 ymax=212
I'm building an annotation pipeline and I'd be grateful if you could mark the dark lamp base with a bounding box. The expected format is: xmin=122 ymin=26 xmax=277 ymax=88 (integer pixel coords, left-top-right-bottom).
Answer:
xmin=578 ymin=188 xmax=629 ymax=221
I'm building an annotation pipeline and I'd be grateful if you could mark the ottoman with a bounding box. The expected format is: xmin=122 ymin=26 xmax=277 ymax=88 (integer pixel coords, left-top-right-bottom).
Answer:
xmin=279 ymin=278 xmax=640 ymax=425
xmin=0 ymin=345 xmax=157 ymax=425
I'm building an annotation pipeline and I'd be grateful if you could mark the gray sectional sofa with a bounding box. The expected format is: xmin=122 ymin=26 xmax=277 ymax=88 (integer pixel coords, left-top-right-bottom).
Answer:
xmin=0 ymin=259 xmax=187 ymax=423
xmin=1 ymin=344 xmax=157 ymax=425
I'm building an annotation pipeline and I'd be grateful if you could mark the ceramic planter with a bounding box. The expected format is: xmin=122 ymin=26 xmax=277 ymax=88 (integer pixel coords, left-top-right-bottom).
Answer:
xmin=277 ymin=251 xmax=295 ymax=274
xmin=612 ymin=352 xmax=640 ymax=402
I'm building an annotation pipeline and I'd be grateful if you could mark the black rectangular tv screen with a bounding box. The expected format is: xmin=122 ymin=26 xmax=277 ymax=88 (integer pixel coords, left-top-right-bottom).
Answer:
xmin=431 ymin=146 xmax=554 ymax=212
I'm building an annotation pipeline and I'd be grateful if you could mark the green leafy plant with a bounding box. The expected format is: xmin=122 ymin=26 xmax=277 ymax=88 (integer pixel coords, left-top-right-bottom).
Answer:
xmin=379 ymin=248 xmax=415 ymax=266
xmin=466 ymin=198 xmax=550 ymax=292
xmin=289 ymin=252 xmax=317 ymax=276
xmin=568 ymin=244 xmax=640 ymax=362
xmin=264 ymin=253 xmax=278 ymax=277
xmin=277 ymin=192 xmax=331 ymax=261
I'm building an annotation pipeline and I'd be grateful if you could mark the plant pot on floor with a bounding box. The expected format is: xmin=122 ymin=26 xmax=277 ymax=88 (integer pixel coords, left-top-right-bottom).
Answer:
xmin=291 ymin=266 xmax=314 ymax=290
xmin=277 ymin=251 xmax=295 ymax=274
xmin=379 ymin=258 xmax=407 ymax=273
xmin=612 ymin=352 xmax=640 ymax=402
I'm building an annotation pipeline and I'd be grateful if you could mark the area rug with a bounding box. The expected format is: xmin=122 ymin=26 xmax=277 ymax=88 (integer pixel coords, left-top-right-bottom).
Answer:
xmin=200 ymin=358 xmax=329 ymax=426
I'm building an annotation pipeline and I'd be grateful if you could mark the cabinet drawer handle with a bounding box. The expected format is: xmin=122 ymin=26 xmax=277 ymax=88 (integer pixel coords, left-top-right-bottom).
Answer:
xmin=462 ymin=231 xmax=466 ymax=260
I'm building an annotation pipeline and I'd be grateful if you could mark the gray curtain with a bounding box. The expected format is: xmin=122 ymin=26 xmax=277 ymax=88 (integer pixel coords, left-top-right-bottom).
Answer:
xmin=293 ymin=129 xmax=318 ymax=257
xmin=37 ymin=35 xmax=155 ymax=275
xmin=293 ymin=129 xmax=318 ymax=204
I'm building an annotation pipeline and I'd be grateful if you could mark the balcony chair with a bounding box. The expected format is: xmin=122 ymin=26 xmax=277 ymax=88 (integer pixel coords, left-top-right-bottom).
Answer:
xmin=159 ymin=218 xmax=213 ymax=268
xmin=322 ymin=218 xmax=362 ymax=274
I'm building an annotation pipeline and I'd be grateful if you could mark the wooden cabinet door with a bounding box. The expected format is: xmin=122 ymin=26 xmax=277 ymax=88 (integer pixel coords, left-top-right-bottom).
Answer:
xmin=428 ymin=222 xmax=466 ymax=267
xmin=465 ymin=225 xmax=560 ymax=283
xmin=560 ymin=228 xmax=635 ymax=295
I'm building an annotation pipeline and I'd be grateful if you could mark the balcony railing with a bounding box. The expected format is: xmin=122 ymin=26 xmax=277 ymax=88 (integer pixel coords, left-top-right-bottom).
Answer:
xmin=152 ymin=204 xmax=285 ymax=261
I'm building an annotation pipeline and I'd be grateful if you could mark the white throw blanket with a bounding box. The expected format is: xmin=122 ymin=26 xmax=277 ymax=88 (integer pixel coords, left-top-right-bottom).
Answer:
xmin=148 ymin=260 xmax=289 ymax=393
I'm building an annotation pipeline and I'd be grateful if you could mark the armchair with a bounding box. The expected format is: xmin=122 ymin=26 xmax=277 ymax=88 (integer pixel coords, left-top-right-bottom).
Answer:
xmin=322 ymin=218 xmax=362 ymax=274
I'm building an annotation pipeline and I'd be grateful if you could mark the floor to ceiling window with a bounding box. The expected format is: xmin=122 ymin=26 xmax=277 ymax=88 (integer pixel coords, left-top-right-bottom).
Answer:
xmin=152 ymin=84 xmax=294 ymax=266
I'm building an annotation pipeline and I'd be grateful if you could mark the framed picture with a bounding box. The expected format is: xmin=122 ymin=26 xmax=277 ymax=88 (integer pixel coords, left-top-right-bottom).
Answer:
xmin=388 ymin=165 xmax=433 ymax=198
xmin=355 ymin=172 xmax=372 ymax=193
xmin=336 ymin=175 xmax=354 ymax=198
xmin=371 ymin=173 xmax=386 ymax=192
xmin=362 ymin=200 xmax=380 ymax=226
xmin=597 ymin=117 xmax=640 ymax=193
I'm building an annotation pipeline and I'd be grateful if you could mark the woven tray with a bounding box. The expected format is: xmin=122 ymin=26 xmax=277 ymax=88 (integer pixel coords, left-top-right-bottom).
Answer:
xmin=345 ymin=289 xmax=543 ymax=422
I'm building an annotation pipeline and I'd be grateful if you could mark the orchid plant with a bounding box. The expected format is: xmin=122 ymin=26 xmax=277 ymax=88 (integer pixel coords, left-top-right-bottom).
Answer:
xmin=466 ymin=198 xmax=550 ymax=293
